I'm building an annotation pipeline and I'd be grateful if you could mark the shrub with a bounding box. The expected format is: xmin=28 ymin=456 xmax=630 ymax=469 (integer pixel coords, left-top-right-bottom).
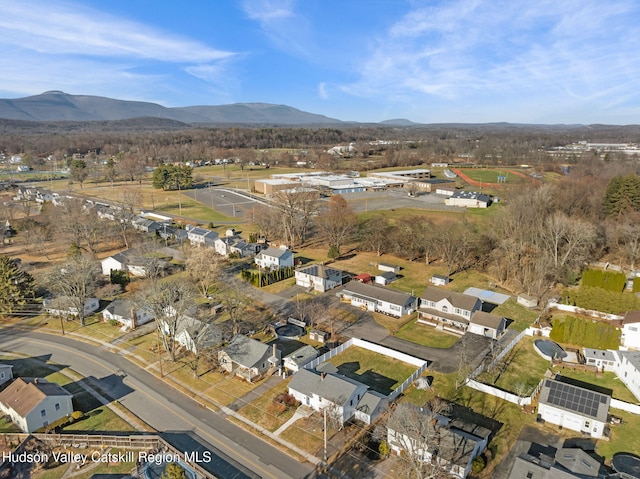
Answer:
xmin=550 ymin=315 xmax=621 ymax=349
xmin=108 ymin=319 xmax=119 ymax=327
xmin=582 ymin=269 xmax=626 ymax=292
xmin=327 ymin=245 xmax=340 ymax=260
xmin=378 ymin=440 xmax=390 ymax=459
xmin=561 ymin=286 xmax=640 ymax=315
xmin=472 ymin=455 xmax=486 ymax=474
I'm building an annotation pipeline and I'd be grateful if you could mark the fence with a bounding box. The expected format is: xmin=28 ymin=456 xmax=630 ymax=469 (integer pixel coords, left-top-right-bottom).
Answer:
xmin=610 ymin=399 xmax=640 ymax=415
xmin=547 ymin=301 xmax=624 ymax=321
xmin=465 ymin=378 xmax=545 ymax=407
xmin=468 ymin=329 xmax=527 ymax=380
xmin=302 ymin=337 xmax=429 ymax=400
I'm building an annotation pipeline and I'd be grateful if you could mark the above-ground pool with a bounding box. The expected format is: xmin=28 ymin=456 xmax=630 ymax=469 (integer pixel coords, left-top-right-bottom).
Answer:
xmin=612 ymin=453 xmax=640 ymax=478
xmin=533 ymin=339 xmax=567 ymax=361
xmin=275 ymin=323 xmax=304 ymax=340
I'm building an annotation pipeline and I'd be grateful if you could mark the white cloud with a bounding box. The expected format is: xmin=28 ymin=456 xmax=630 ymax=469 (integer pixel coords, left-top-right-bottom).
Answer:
xmin=338 ymin=0 xmax=640 ymax=122
xmin=318 ymin=82 xmax=328 ymax=99
xmin=0 ymin=1 xmax=239 ymax=102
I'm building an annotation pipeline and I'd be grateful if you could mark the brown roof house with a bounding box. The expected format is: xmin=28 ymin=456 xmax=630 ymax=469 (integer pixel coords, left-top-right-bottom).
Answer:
xmin=0 ymin=378 xmax=73 ymax=432
xmin=467 ymin=311 xmax=507 ymax=339
xmin=418 ymin=287 xmax=481 ymax=334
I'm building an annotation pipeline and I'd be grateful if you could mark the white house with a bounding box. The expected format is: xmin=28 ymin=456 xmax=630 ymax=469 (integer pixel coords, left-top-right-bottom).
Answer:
xmin=0 ymin=364 xmax=13 ymax=387
xmin=214 ymin=237 xmax=262 ymax=258
xmin=295 ymin=264 xmax=343 ymax=293
xmin=0 ymin=378 xmax=73 ymax=433
xmin=538 ymin=378 xmax=610 ymax=439
xmin=254 ymin=247 xmax=294 ymax=270
xmin=219 ymin=335 xmax=280 ymax=382
xmin=102 ymin=300 xmax=153 ymax=329
xmin=340 ymin=282 xmax=417 ymax=318
xmin=612 ymin=350 xmax=640 ymax=402
xmin=288 ymin=368 xmax=369 ymax=424
xmin=44 ymin=297 xmax=100 ymax=318
xmin=445 ymin=191 xmax=491 ymax=208
xmin=583 ymin=348 xmax=617 ymax=372
xmin=175 ymin=316 xmax=223 ymax=354
xmin=418 ymin=287 xmax=482 ymax=334
xmin=101 ymin=249 xmax=149 ymax=277
xmin=387 ymin=404 xmax=491 ymax=479
xmin=621 ymin=310 xmax=640 ymax=350
xmin=187 ymin=227 xmax=219 ymax=247
xmin=467 ymin=311 xmax=507 ymax=339
xmin=283 ymin=345 xmax=320 ymax=373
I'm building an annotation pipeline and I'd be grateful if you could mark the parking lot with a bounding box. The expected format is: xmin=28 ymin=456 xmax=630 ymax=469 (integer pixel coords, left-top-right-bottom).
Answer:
xmin=185 ymin=187 xmax=262 ymax=219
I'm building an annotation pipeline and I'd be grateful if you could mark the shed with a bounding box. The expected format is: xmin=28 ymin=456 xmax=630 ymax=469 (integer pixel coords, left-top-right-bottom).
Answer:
xmin=517 ymin=294 xmax=538 ymax=308
xmin=375 ymin=271 xmax=397 ymax=285
xmin=309 ymin=329 xmax=329 ymax=343
xmin=353 ymin=273 xmax=372 ymax=284
xmin=378 ymin=263 xmax=401 ymax=273
xmin=430 ymin=274 xmax=450 ymax=286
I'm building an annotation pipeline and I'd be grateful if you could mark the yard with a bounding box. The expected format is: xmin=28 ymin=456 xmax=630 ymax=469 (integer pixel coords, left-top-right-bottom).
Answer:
xmin=238 ymin=378 xmax=297 ymax=432
xmin=325 ymin=346 xmax=419 ymax=396
xmin=550 ymin=369 xmax=638 ymax=404
xmin=596 ymin=409 xmax=640 ymax=462
xmin=394 ymin=318 xmax=460 ymax=348
xmin=476 ymin=336 xmax=550 ymax=396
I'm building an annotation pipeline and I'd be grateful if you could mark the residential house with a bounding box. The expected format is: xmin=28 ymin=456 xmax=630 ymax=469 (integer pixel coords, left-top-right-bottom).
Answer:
xmin=214 ymin=237 xmax=262 ymax=258
xmin=101 ymin=249 xmax=154 ymax=277
xmin=537 ymin=378 xmax=610 ymax=439
xmin=132 ymin=217 xmax=161 ymax=233
xmin=583 ymin=348 xmax=617 ymax=372
xmin=0 ymin=364 xmax=13 ymax=387
xmin=418 ymin=287 xmax=482 ymax=334
xmin=508 ymin=442 xmax=607 ymax=479
xmin=288 ymin=368 xmax=369 ymax=424
xmin=387 ymin=404 xmax=491 ymax=479
xmin=219 ymin=335 xmax=280 ymax=382
xmin=467 ymin=311 xmax=507 ymax=339
xmin=157 ymin=225 xmax=188 ymax=243
xmin=103 ymin=300 xmax=153 ymax=329
xmin=175 ymin=316 xmax=223 ymax=354
xmin=445 ymin=191 xmax=492 ymax=208
xmin=612 ymin=350 xmax=640 ymax=402
xmin=254 ymin=247 xmax=294 ymax=270
xmin=187 ymin=227 xmax=219 ymax=247
xmin=0 ymin=378 xmax=73 ymax=433
xmin=43 ymin=297 xmax=100 ymax=318
xmin=340 ymin=282 xmax=417 ymax=318
xmin=283 ymin=345 xmax=320 ymax=373
xmin=295 ymin=264 xmax=343 ymax=292
xmin=621 ymin=310 xmax=640 ymax=350
xmin=374 ymin=271 xmax=396 ymax=286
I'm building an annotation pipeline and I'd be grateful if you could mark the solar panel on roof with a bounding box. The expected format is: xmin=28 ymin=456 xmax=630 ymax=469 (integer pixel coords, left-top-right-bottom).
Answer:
xmin=544 ymin=380 xmax=607 ymax=418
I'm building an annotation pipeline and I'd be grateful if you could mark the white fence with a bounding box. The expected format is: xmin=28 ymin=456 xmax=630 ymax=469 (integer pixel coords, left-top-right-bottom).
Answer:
xmin=302 ymin=337 xmax=429 ymax=400
xmin=469 ymin=329 xmax=527 ymax=380
xmin=547 ymin=301 xmax=624 ymax=321
xmin=611 ymin=399 xmax=640 ymax=415
xmin=465 ymin=377 xmax=545 ymax=407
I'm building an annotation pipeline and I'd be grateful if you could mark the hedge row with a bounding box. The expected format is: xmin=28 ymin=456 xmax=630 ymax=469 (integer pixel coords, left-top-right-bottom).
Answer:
xmin=581 ymin=269 xmax=626 ymax=292
xmin=550 ymin=315 xmax=621 ymax=349
xmin=561 ymin=286 xmax=640 ymax=315
xmin=241 ymin=266 xmax=294 ymax=287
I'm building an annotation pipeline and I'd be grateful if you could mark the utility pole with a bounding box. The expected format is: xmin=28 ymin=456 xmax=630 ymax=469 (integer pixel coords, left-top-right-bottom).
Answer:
xmin=323 ymin=407 xmax=327 ymax=462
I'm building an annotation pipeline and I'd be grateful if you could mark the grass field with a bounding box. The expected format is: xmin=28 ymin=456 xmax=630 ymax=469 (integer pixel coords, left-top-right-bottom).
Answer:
xmin=597 ymin=408 xmax=640 ymax=461
xmin=395 ymin=318 xmax=460 ymax=348
xmin=325 ymin=345 xmax=418 ymax=395
xmin=492 ymin=300 xmax=539 ymax=332
xmin=458 ymin=168 xmax=529 ymax=185
xmin=477 ymin=336 xmax=549 ymax=395
xmin=238 ymin=378 xmax=297 ymax=432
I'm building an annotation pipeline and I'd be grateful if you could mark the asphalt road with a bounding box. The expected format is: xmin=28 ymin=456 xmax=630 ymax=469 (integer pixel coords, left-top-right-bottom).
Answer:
xmin=0 ymin=328 xmax=318 ymax=479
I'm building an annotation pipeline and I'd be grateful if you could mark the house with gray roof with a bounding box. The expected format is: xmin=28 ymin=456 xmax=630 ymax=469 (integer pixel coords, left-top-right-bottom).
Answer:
xmin=101 ymin=248 xmax=153 ymax=277
xmin=612 ymin=350 xmax=640 ymax=402
xmin=418 ymin=286 xmax=482 ymax=334
xmin=538 ymin=377 xmax=610 ymax=439
xmin=255 ymin=247 xmax=294 ymax=270
xmin=187 ymin=226 xmax=219 ymax=247
xmin=102 ymin=299 xmax=153 ymax=329
xmin=508 ymin=443 xmax=606 ymax=479
xmin=583 ymin=348 xmax=617 ymax=372
xmin=0 ymin=364 xmax=13 ymax=387
xmin=283 ymin=345 xmax=320 ymax=372
xmin=387 ymin=403 xmax=491 ymax=479
xmin=445 ymin=190 xmax=492 ymax=208
xmin=340 ymin=282 xmax=417 ymax=317
xmin=295 ymin=264 xmax=343 ymax=292
xmin=219 ymin=335 xmax=280 ymax=382
xmin=467 ymin=311 xmax=507 ymax=339
xmin=288 ymin=368 xmax=369 ymax=424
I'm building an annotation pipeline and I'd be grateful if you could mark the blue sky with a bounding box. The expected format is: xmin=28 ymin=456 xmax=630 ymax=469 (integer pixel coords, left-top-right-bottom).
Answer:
xmin=1 ymin=0 xmax=639 ymax=124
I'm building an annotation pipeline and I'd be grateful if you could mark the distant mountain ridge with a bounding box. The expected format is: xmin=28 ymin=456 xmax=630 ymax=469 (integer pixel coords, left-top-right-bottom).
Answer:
xmin=0 ymin=91 xmax=349 ymax=125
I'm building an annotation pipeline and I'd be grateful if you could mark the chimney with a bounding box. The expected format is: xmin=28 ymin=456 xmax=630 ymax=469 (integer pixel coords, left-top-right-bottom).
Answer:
xmin=320 ymin=372 xmax=326 ymax=380
xmin=272 ymin=344 xmax=277 ymax=357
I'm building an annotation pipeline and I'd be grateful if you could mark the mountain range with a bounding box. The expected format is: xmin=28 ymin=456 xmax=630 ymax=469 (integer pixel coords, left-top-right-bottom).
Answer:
xmin=0 ymin=91 xmax=416 ymax=126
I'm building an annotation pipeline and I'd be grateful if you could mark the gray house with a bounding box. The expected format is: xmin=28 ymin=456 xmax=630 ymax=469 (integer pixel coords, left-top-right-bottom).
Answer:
xmin=219 ymin=335 xmax=280 ymax=382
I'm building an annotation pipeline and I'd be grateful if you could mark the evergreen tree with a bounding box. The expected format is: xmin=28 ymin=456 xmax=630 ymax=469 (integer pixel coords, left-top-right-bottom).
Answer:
xmin=0 ymin=256 xmax=35 ymax=314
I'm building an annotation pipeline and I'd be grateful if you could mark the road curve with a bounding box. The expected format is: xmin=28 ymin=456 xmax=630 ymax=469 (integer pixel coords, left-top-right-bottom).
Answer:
xmin=0 ymin=328 xmax=318 ymax=479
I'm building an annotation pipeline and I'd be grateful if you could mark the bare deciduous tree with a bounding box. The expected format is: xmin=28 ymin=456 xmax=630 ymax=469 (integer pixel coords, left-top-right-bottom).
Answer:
xmin=185 ymin=247 xmax=225 ymax=298
xmin=317 ymin=195 xmax=358 ymax=257
xmin=48 ymin=255 xmax=100 ymax=327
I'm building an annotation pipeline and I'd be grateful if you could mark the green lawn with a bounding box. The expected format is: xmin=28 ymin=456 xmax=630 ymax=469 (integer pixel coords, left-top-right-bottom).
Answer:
xmin=477 ymin=336 xmax=550 ymax=395
xmin=458 ymin=168 xmax=528 ymax=184
xmin=597 ymin=409 xmax=640 ymax=461
xmin=63 ymin=405 xmax=136 ymax=432
xmin=395 ymin=318 xmax=460 ymax=348
xmin=155 ymin=194 xmax=233 ymax=222
xmin=238 ymin=378 xmax=297 ymax=432
xmin=492 ymin=300 xmax=539 ymax=332
xmin=325 ymin=346 xmax=418 ymax=395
